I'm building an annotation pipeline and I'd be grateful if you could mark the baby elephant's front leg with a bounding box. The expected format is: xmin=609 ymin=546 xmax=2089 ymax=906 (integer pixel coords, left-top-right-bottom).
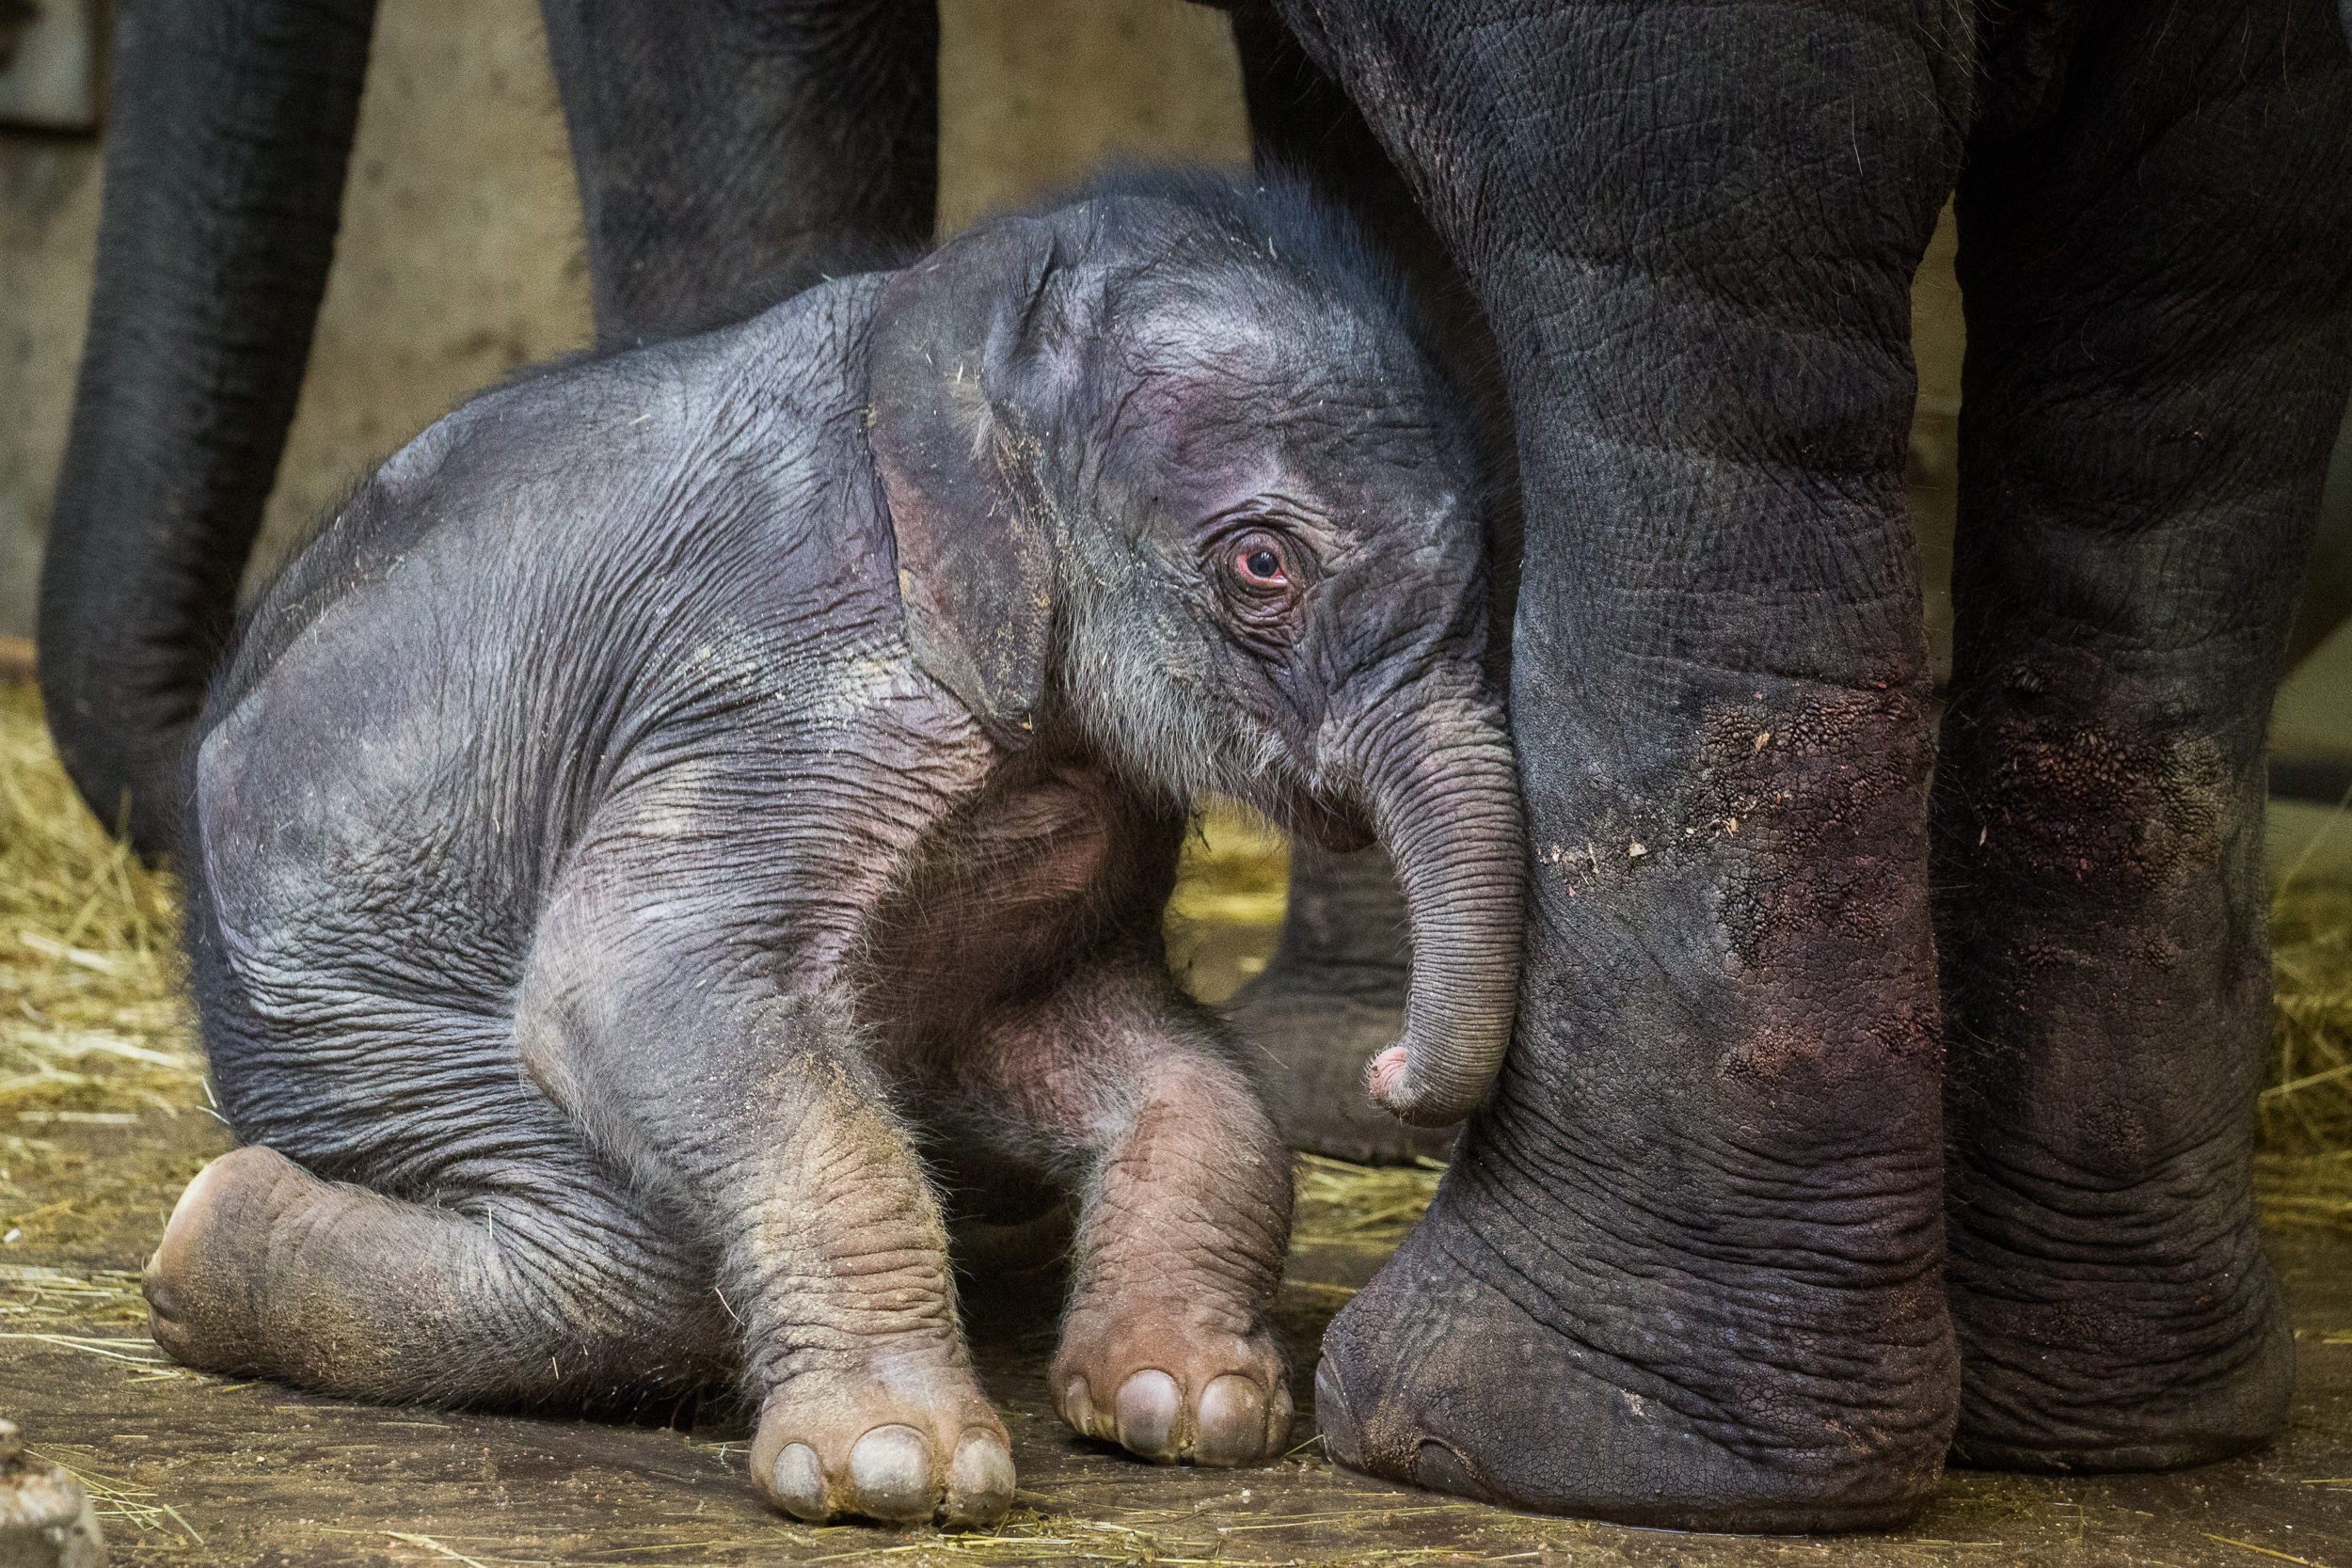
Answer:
xmin=522 ymin=883 xmax=1010 ymax=1527
xmin=972 ymin=974 xmax=1295 ymax=1466
xmin=731 ymin=1058 xmax=1013 ymax=1526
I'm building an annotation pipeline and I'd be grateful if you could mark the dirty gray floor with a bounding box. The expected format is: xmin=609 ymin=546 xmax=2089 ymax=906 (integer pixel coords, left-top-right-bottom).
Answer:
xmin=8 ymin=1105 xmax=2352 ymax=1560
xmin=6 ymin=895 xmax=2352 ymax=1565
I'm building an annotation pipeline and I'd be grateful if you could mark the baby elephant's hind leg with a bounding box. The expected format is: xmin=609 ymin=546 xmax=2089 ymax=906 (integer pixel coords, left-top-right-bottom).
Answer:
xmin=147 ymin=1146 xmax=725 ymax=1404
xmin=963 ymin=971 xmax=1295 ymax=1467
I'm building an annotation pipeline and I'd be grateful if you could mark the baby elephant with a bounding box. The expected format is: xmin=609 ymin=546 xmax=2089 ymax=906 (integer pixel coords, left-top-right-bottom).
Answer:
xmin=150 ymin=171 xmax=1523 ymax=1526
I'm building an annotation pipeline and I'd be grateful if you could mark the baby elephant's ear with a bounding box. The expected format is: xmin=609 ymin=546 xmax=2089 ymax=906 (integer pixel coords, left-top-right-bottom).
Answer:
xmin=867 ymin=217 xmax=1061 ymax=748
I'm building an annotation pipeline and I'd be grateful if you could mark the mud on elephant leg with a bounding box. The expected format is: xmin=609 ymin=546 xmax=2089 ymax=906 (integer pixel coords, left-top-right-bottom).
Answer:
xmin=146 ymin=1145 xmax=726 ymax=1404
xmin=1936 ymin=0 xmax=2352 ymax=1472
xmin=1275 ymin=0 xmax=1971 ymax=1528
xmin=1315 ymin=685 xmax=1962 ymax=1531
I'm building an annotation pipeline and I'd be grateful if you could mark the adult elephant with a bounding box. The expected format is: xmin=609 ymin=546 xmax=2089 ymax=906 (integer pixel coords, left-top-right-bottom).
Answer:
xmin=40 ymin=0 xmax=2352 ymax=1532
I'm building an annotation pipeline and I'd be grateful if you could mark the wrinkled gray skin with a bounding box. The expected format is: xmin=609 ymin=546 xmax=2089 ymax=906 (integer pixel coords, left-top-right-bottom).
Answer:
xmin=149 ymin=177 xmax=1522 ymax=1528
xmin=44 ymin=0 xmax=2352 ymax=1541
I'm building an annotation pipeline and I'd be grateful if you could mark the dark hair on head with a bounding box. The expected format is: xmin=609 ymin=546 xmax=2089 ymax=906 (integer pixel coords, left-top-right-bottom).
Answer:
xmin=994 ymin=162 xmax=1511 ymax=565
xmin=1058 ymin=165 xmax=1517 ymax=611
xmin=994 ymin=163 xmax=1432 ymax=360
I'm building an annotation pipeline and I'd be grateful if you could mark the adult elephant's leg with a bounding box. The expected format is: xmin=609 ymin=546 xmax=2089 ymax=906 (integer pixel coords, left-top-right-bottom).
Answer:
xmin=1222 ymin=10 xmax=1512 ymax=1163
xmin=39 ymin=0 xmax=379 ymax=854
xmin=1279 ymin=0 xmax=1970 ymax=1528
xmin=537 ymin=0 xmax=937 ymax=345
xmin=39 ymin=0 xmax=935 ymax=854
xmin=1220 ymin=840 xmax=1440 ymax=1164
xmin=1230 ymin=10 xmax=1507 ymax=436
xmin=1936 ymin=0 xmax=2352 ymax=1472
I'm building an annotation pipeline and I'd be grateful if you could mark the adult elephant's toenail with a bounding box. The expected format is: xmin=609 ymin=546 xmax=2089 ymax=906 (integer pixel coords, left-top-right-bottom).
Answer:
xmin=1115 ymin=1370 xmax=1182 ymax=1460
xmin=943 ymin=1430 xmax=1015 ymax=1528
xmin=848 ymin=1424 xmax=934 ymax=1521
xmin=1414 ymin=1438 xmax=1491 ymax=1501
xmin=1314 ymin=1359 xmax=1365 ymax=1469
xmin=771 ymin=1442 xmax=828 ymax=1520
xmin=1194 ymin=1373 xmax=1270 ymax=1466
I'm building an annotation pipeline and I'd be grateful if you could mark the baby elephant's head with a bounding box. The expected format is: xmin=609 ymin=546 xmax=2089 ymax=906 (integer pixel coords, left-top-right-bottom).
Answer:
xmin=867 ymin=172 xmax=1522 ymax=1128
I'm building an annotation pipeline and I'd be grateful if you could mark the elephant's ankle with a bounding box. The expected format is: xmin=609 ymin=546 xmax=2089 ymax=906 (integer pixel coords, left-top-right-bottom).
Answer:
xmin=1946 ymin=1151 xmax=2290 ymax=1471
xmin=1932 ymin=710 xmax=2286 ymax=1469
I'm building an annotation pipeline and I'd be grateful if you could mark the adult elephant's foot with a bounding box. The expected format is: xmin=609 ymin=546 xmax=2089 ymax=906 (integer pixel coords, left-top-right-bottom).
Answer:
xmin=1227 ymin=841 xmax=1451 ymax=1164
xmin=1313 ymin=1106 xmax=1958 ymax=1530
xmin=1312 ymin=689 xmax=1960 ymax=1531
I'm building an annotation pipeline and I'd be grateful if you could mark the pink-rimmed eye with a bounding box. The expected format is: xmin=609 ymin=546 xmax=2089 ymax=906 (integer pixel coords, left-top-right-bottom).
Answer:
xmin=1213 ymin=525 xmax=1311 ymax=649
xmin=1234 ymin=542 xmax=1287 ymax=586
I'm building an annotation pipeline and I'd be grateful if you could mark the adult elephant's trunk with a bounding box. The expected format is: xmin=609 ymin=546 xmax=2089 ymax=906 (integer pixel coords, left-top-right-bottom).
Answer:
xmin=40 ymin=0 xmax=378 ymax=856
xmin=1354 ymin=701 xmax=1525 ymax=1128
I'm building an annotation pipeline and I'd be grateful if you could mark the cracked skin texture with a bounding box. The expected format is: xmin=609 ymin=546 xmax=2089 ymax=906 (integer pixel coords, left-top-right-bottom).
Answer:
xmin=146 ymin=174 xmax=1521 ymax=1529
xmin=1937 ymin=708 xmax=2289 ymax=1470
xmin=1315 ymin=683 xmax=1957 ymax=1530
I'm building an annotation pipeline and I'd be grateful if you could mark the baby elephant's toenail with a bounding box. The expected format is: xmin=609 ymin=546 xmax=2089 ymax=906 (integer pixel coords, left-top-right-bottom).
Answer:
xmin=771 ymin=1442 xmax=828 ymax=1521
xmin=1194 ymin=1373 xmax=1273 ymax=1466
xmin=849 ymin=1424 xmax=935 ymax=1521
xmin=1062 ymin=1375 xmax=1099 ymax=1438
xmin=943 ymin=1430 xmax=1015 ymax=1528
xmin=1115 ymin=1370 xmax=1183 ymax=1461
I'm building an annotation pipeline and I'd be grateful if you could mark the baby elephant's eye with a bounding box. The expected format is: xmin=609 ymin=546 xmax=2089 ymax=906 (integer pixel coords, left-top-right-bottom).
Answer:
xmin=1214 ymin=525 xmax=1311 ymax=649
xmin=1238 ymin=545 xmax=1286 ymax=585
xmin=1227 ymin=531 xmax=1298 ymax=594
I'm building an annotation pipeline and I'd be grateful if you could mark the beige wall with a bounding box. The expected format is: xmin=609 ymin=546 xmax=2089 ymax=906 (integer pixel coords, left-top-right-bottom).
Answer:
xmin=0 ymin=135 xmax=98 ymax=636
xmin=2 ymin=0 xmax=595 ymax=632
xmin=1908 ymin=202 xmax=1963 ymax=682
xmin=0 ymin=0 xmax=1963 ymax=645
xmin=0 ymin=0 xmax=1252 ymax=635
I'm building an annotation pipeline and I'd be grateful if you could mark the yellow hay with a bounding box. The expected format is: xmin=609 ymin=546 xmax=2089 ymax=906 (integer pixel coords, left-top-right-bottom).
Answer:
xmin=2263 ymin=879 xmax=2352 ymax=1152
xmin=0 ymin=684 xmax=204 ymax=1125
xmin=1168 ymin=801 xmax=1291 ymax=927
xmin=1293 ymin=1153 xmax=1443 ymax=1246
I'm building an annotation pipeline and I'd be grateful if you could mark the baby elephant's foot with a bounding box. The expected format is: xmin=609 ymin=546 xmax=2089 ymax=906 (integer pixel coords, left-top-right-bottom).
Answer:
xmin=749 ymin=1370 xmax=1013 ymax=1528
xmin=1051 ymin=1311 xmax=1291 ymax=1466
xmin=145 ymin=1146 xmax=309 ymax=1378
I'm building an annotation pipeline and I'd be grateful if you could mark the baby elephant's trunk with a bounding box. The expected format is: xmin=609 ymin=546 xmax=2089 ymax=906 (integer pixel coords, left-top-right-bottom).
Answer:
xmin=1357 ymin=697 xmax=1526 ymax=1128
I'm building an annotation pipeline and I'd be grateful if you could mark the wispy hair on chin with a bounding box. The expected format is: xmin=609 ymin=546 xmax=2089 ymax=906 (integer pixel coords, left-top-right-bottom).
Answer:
xmin=1061 ymin=619 xmax=1283 ymax=810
